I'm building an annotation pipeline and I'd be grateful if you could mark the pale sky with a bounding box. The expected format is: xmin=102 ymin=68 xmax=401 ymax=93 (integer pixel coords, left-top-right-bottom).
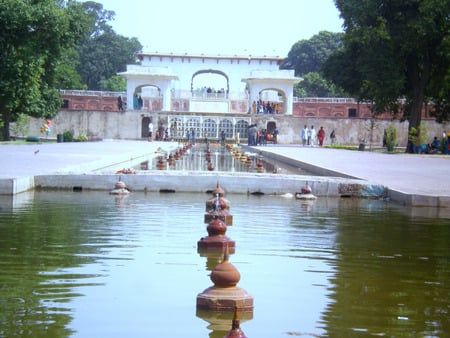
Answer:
xmin=94 ymin=0 xmax=343 ymax=57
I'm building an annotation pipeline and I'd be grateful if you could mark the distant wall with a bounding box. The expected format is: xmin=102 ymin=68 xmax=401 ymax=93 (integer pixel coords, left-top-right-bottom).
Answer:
xmin=24 ymin=110 xmax=449 ymax=147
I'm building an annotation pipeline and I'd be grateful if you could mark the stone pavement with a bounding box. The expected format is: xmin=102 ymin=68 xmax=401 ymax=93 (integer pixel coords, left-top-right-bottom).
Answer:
xmin=251 ymin=144 xmax=450 ymax=207
xmin=0 ymin=140 xmax=176 ymax=178
xmin=0 ymin=140 xmax=449 ymax=207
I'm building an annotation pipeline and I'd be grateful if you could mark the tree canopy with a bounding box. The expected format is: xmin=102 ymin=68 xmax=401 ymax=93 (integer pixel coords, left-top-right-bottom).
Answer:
xmin=323 ymin=0 xmax=450 ymax=129
xmin=282 ymin=31 xmax=347 ymax=97
xmin=282 ymin=31 xmax=344 ymax=75
xmin=0 ymin=0 xmax=89 ymax=140
xmin=0 ymin=0 xmax=142 ymax=140
xmin=76 ymin=1 xmax=142 ymax=90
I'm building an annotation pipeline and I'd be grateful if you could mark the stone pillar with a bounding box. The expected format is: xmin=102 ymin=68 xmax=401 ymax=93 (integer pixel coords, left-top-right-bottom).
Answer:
xmin=126 ymin=80 xmax=135 ymax=111
xmin=284 ymin=88 xmax=294 ymax=115
xmin=161 ymin=83 xmax=172 ymax=111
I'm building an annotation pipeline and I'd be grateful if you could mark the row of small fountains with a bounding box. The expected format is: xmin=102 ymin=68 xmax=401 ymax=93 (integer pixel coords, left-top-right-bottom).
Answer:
xmin=108 ymin=181 xmax=316 ymax=335
xmin=114 ymin=142 xmax=280 ymax=174
xmin=156 ymin=143 xmax=195 ymax=170
xmin=196 ymin=182 xmax=249 ymax=337
xmin=152 ymin=142 xmax=263 ymax=173
xmin=109 ymin=180 xmax=249 ymax=335
xmin=225 ymin=144 xmax=266 ymax=173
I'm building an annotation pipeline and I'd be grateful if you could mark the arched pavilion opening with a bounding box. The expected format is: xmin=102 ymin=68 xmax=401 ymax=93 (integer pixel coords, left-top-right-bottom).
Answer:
xmin=258 ymin=88 xmax=287 ymax=114
xmin=191 ymin=69 xmax=230 ymax=96
xmin=134 ymin=84 xmax=163 ymax=111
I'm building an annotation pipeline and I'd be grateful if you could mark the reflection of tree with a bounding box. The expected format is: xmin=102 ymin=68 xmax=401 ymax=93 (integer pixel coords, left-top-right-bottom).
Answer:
xmin=0 ymin=192 xmax=109 ymax=337
xmin=322 ymin=208 xmax=450 ymax=336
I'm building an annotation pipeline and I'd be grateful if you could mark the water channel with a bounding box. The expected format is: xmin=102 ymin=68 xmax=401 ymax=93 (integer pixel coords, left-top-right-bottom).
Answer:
xmin=0 ymin=190 xmax=449 ymax=337
xmin=133 ymin=143 xmax=318 ymax=176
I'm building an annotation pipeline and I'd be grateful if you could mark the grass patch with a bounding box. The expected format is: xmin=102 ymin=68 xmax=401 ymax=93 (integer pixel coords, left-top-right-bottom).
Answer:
xmin=1 ymin=137 xmax=56 ymax=145
xmin=324 ymin=144 xmax=359 ymax=151
xmin=324 ymin=144 xmax=407 ymax=154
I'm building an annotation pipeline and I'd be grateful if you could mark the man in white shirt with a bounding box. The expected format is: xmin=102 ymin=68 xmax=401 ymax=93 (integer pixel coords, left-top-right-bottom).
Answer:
xmin=309 ymin=125 xmax=316 ymax=147
xmin=301 ymin=125 xmax=308 ymax=146
xmin=148 ymin=122 xmax=154 ymax=141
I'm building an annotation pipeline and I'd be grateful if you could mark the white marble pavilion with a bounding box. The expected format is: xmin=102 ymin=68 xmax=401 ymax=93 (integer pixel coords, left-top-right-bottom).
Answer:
xmin=119 ymin=52 xmax=301 ymax=114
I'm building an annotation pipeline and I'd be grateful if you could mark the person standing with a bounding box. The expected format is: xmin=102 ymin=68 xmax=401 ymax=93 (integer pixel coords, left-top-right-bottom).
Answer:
xmin=221 ymin=130 xmax=226 ymax=145
xmin=301 ymin=125 xmax=308 ymax=146
xmin=191 ymin=128 xmax=196 ymax=145
xmin=309 ymin=125 xmax=316 ymax=147
xmin=330 ymin=129 xmax=336 ymax=144
xmin=317 ymin=126 xmax=325 ymax=147
xmin=117 ymin=96 xmax=124 ymax=111
xmin=148 ymin=121 xmax=154 ymax=141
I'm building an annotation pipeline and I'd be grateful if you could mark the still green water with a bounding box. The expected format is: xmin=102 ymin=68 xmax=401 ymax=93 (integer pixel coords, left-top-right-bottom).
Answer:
xmin=0 ymin=191 xmax=449 ymax=337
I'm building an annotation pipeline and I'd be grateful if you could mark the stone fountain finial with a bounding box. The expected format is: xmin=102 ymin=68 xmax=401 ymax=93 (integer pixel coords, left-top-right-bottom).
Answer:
xmin=197 ymin=217 xmax=235 ymax=251
xmin=295 ymin=182 xmax=317 ymax=200
xmin=205 ymin=182 xmax=232 ymax=225
xmin=224 ymin=307 xmax=248 ymax=338
xmin=196 ymin=247 xmax=253 ymax=312
xmin=213 ymin=181 xmax=225 ymax=197
xmin=109 ymin=176 xmax=130 ymax=195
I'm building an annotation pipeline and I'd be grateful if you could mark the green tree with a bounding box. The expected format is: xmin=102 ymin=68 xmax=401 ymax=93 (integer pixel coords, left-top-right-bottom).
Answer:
xmin=282 ymin=31 xmax=344 ymax=75
xmin=323 ymin=0 xmax=450 ymax=132
xmin=55 ymin=48 xmax=87 ymax=90
xmin=9 ymin=113 xmax=30 ymax=138
xmin=77 ymin=2 xmax=142 ymax=90
xmin=0 ymin=0 xmax=89 ymax=140
xmin=99 ymin=75 xmax=126 ymax=92
xmin=283 ymin=31 xmax=347 ymax=97
xmin=295 ymin=72 xmax=347 ymax=97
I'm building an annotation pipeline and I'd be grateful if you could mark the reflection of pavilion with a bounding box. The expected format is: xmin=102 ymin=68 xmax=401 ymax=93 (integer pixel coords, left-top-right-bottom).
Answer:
xmin=119 ymin=52 xmax=301 ymax=115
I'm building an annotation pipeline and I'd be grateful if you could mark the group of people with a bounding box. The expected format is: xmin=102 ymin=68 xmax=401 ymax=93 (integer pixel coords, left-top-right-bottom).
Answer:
xmin=147 ymin=121 xmax=172 ymax=142
xmin=133 ymin=94 xmax=143 ymax=110
xmin=248 ymin=124 xmax=279 ymax=145
xmin=252 ymin=100 xmax=280 ymax=114
xmin=301 ymin=125 xmax=334 ymax=147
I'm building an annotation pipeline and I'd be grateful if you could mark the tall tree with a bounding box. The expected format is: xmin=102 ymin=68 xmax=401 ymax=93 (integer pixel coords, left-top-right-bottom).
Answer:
xmin=77 ymin=2 xmax=142 ymax=90
xmin=282 ymin=31 xmax=344 ymax=75
xmin=295 ymin=72 xmax=347 ymax=98
xmin=323 ymin=0 xmax=450 ymax=130
xmin=0 ymin=0 xmax=89 ymax=140
xmin=282 ymin=31 xmax=346 ymax=97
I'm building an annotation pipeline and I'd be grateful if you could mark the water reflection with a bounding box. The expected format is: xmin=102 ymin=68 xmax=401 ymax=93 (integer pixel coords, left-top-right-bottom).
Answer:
xmin=0 ymin=191 xmax=449 ymax=337
xmin=323 ymin=207 xmax=450 ymax=336
xmin=137 ymin=144 xmax=314 ymax=175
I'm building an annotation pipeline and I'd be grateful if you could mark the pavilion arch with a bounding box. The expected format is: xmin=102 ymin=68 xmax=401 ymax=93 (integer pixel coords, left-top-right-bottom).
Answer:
xmin=134 ymin=84 xmax=161 ymax=96
xmin=191 ymin=69 xmax=229 ymax=93
xmin=258 ymin=87 xmax=286 ymax=113
xmin=242 ymin=71 xmax=301 ymax=115
xmin=133 ymin=84 xmax=163 ymax=111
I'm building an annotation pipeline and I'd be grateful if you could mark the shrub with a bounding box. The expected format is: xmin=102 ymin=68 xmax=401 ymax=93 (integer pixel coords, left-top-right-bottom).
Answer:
xmin=10 ymin=113 xmax=30 ymax=138
xmin=409 ymin=122 xmax=428 ymax=146
xmin=74 ymin=133 xmax=88 ymax=142
xmin=62 ymin=131 xmax=73 ymax=142
xmin=385 ymin=125 xmax=397 ymax=152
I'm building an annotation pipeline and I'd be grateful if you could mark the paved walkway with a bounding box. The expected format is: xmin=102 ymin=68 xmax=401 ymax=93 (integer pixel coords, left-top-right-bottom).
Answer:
xmin=0 ymin=140 xmax=449 ymax=207
xmin=0 ymin=140 xmax=177 ymax=178
xmin=251 ymin=145 xmax=450 ymax=196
